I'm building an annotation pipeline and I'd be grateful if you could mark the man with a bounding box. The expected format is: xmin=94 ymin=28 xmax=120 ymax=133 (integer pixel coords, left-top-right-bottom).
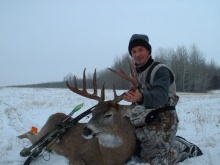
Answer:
xmin=124 ymin=34 xmax=202 ymax=165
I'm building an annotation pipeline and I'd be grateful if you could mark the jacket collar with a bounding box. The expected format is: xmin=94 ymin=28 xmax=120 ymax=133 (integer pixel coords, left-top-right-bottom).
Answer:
xmin=135 ymin=56 xmax=154 ymax=73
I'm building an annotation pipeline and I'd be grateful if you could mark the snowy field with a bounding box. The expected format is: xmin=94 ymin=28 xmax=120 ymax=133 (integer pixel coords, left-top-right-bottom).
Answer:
xmin=0 ymin=87 xmax=220 ymax=165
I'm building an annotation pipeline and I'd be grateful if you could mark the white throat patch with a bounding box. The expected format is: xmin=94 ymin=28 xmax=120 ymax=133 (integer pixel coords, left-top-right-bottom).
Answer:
xmin=98 ymin=134 xmax=123 ymax=148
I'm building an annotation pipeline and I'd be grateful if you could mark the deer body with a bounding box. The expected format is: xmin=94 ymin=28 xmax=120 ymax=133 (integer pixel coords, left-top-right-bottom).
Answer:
xmin=18 ymin=103 xmax=136 ymax=165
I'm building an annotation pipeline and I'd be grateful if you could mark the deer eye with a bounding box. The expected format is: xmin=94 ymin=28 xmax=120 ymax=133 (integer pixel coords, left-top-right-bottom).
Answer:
xmin=104 ymin=114 xmax=112 ymax=118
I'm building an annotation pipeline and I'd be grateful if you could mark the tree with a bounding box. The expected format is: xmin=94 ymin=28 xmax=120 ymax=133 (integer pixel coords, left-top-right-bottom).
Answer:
xmin=154 ymin=44 xmax=217 ymax=92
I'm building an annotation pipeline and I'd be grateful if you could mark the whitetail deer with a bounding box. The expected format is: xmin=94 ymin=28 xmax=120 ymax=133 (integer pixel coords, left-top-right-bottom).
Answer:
xmin=18 ymin=61 xmax=139 ymax=165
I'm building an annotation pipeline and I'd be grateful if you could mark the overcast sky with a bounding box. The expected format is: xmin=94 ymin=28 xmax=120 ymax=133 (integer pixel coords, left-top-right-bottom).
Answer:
xmin=1 ymin=0 xmax=220 ymax=86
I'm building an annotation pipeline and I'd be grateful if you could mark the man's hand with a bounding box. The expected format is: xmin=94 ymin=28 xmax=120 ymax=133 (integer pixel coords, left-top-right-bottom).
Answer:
xmin=123 ymin=89 xmax=143 ymax=103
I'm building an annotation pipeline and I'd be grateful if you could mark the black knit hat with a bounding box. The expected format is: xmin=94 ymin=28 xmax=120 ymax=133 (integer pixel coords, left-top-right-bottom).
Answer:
xmin=128 ymin=34 xmax=152 ymax=55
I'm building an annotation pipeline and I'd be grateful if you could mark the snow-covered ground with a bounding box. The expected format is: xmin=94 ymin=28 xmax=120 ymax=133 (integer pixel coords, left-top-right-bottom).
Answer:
xmin=0 ymin=87 xmax=220 ymax=165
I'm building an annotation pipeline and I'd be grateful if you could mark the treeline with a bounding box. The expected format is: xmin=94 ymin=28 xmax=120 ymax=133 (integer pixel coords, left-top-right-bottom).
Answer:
xmin=13 ymin=81 xmax=67 ymax=88
xmin=64 ymin=44 xmax=220 ymax=92
xmin=154 ymin=44 xmax=220 ymax=92
xmin=15 ymin=44 xmax=220 ymax=92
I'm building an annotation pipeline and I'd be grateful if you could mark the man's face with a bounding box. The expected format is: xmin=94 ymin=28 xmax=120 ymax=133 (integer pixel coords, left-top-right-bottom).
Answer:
xmin=131 ymin=46 xmax=150 ymax=66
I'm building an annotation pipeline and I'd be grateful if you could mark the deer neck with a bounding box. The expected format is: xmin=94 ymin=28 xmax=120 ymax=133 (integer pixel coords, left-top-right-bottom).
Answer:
xmin=98 ymin=119 xmax=134 ymax=148
xmin=98 ymin=131 xmax=135 ymax=165
xmin=98 ymin=134 xmax=123 ymax=148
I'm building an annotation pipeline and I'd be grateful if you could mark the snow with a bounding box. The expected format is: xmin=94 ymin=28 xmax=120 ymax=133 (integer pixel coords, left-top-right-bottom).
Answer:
xmin=0 ymin=87 xmax=220 ymax=165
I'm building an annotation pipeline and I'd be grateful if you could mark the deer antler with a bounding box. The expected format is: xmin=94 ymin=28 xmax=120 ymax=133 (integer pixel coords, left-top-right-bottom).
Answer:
xmin=108 ymin=59 xmax=139 ymax=92
xmin=66 ymin=69 xmax=105 ymax=102
xmin=108 ymin=59 xmax=139 ymax=104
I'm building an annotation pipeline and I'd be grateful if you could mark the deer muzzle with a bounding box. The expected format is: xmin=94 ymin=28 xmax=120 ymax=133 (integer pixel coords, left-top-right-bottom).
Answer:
xmin=82 ymin=126 xmax=93 ymax=139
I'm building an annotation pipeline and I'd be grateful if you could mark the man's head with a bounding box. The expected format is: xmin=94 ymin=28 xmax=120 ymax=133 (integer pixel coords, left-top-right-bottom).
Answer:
xmin=128 ymin=34 xmax=152 ymax=66
xmin=128 ymin=34 xmax=152 ymax=55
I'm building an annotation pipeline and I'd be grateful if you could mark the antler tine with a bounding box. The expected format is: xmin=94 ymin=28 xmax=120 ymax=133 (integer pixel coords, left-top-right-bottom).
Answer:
xmin=73 ymin=75 xmax=78 ymax=88
xmin=93 ymin=69 xmax=105 ymax=101
xmin=92 ymin=69 xmax=97 ymax=95
xmin=108 ymin=59 xmax=139 ymax=91
xmin=101 ymin=82 xmax=105 ymax=101
xmin=82 ymin=68 xmax=87 ymax=92
xmin=111 ymin=83 xmax=124 ymax=104
xmin=66 ymin=68 xmax=105 ymax=102
xmin=128 ymin=60 xmax=138 ymax=84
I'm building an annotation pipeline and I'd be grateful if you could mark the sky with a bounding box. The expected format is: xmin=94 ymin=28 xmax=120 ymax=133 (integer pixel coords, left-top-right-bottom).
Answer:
xmin=1 ymin=88 xmax=220 ymax=164
xmin=1 ymin=0 xmax=220 ymax=86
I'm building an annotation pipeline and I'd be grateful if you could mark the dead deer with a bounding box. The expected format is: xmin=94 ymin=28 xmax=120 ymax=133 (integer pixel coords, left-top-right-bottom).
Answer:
xmin=18 ymin=61 xmax=139 ymax=165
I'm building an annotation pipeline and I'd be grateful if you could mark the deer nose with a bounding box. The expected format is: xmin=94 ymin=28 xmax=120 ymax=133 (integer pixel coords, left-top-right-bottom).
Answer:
xmin=82 ymin=126 xmax=92 ymax=137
